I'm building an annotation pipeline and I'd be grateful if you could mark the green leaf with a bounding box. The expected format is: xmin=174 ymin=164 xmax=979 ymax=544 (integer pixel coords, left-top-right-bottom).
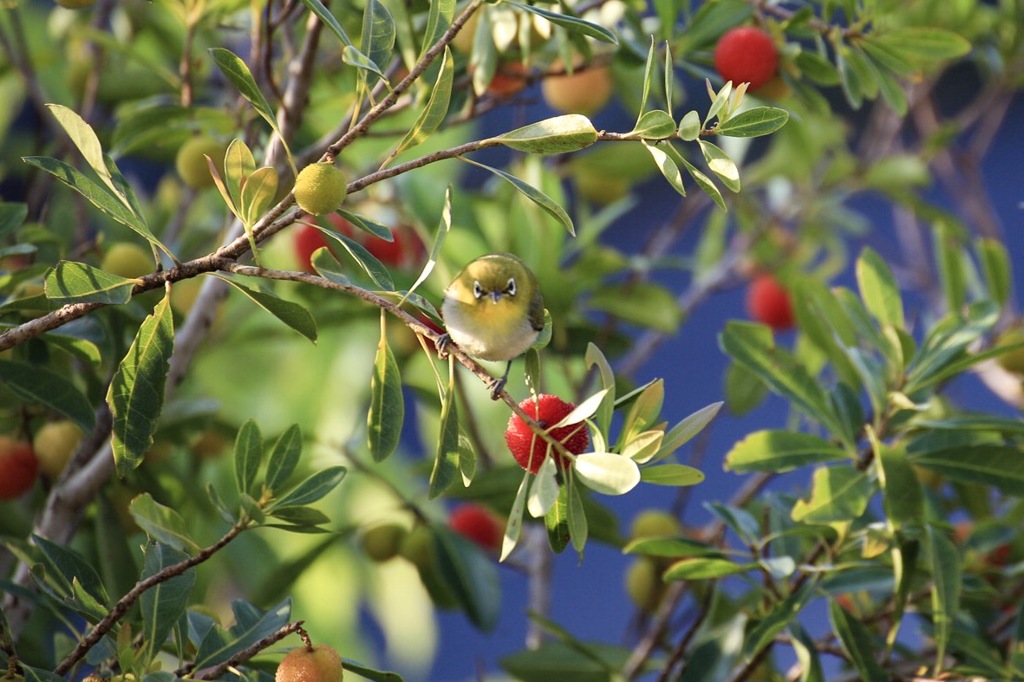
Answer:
xmin=224 ymin=138 xmax=256 ymax=217
xmin=44 ymin=260 xmax=140 ymax=304
xmin=543 ymin=480 xmax=571 ymax=555
xmin=626 ymin=109 xmax=676 ymax=139
xmin=325 ymin=230 xmax=395 ymax=291
xmin=22 ymin=156 xmax=166 ymax=256
xmin=462 ymin=158 xmax=575 ymax=236
xmin=926 ymin=524 xmax=961 ymax=675
xmin=909 ymin=444 xmax=1024 ymax=495
xmin=502 ymin=1 xmax=617 ymax=43
xmin=340 ymin=659 xmax=405 ymax=682
xmin=501 ymin=470 xmax=531 ymax=561
xmin=677 ymin=110 xmax=701 ymax=141
xmin=234 ymin=419 xmax=263 ymax=498
xmin=495 ymin=115 xmax=598 ymax=154
xmin=715 ymin=106 xmax=789 ymax=137
xmin=392 ymin=47 xmax=453 ymax=158
xmin=368 ymin=321 xmax=404 ymax=462
xmin=240 ymin=166 xmax=279 ymax=228
xmin=664 ymin=557 xmax=752 ymax=580
xmin=0 ymin=202 xmax=27 ymax=238
xmin=724 ymin=430 xmax=849 ymax=473
xmin=584 ymin=343 xmax=616 ymax=435
xmin=573 ymin=453 xmax=641 ymax=496
xmin=298 ymin=0 xmax=354 ymax=47
xmin=129 ymin=493 xmax=200 ymax=554
xmin=977 ymin=237 xmax=1012 ymax=308
xmin=429 ymin=386 xmax=460 ymax=498
xmin=361 ymin=0 xmax=396 ymax=73
xmin=623 ymin=536 xmax=718 ymax=559
xmin=590 ymin=280 xmax=682 ymax=333
xmin=269 ymin=466 xmax=347 ymax=510
xmin=500 ymin=641 xmax=631 ymax=681
xmin=655 ymin=401 xmax=723 ymax=460
xmin=0 ymin=360 xmax=95 ymax=431
xmin=343 ymin=45 xmax=390 ymax=81
xmin=697 ymin=139 xmax=739 ymax=192
xmin=551 ymin=388 xmax=609 ymax=430
xmin=140 ymin=542 xmax=195 ymax=664
xmin=719 ymin=321 xmax=843 ymax=435
xmin=904 ymin=301 xmax=998 ymax=393
xmin=567 ymin=481 xmax=588 ymax=557
xmin=216 ymin=275 xmax=317 ymax=342
xmin=678 ymin=153 xmax=726 ymax=210
xmin=210 ymin=48 xmax=288 ymax=152
xmin=107 ymin=293 xmax=175 ymax=477
xmin=195 ymin=599 xmax=292 ymax=669
xmin=33 ymin=534 xmax=108 ymax=611
xmin=266 ymin=425 xmax=303 ymax=493
xmin=45 ymin=104 xmax=129 ymax=210
xmin=743 ymin=585 xmax=813 ymax=662
xmin=639 ymin=464 xmax=704 ymax=486
xmin=876 ymin=440 xmax=922 ymax=529
xmin=829 ymin=599 xmax=888 ymax=682
xmin=872 ymin=27 xmax=971 ymax=64
xmin=934 ymin=222 xmax=966 ymax=315
xmin=433 ymin=526 xmax=501 ymax=631
xmin=642 ymin=141 xmax=686 ymax=197
xmin=417 ymin=0 xmax=454 ymax=58
xmin=791 ymin=465 xmax=873 ymax=524
xmin=527 ymin=455 xmax=560 ymax=517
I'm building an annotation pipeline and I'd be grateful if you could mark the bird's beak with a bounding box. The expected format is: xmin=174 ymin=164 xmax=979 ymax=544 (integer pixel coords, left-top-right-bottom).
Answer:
xmin=490 ymin=292 xmax=502 ymax=303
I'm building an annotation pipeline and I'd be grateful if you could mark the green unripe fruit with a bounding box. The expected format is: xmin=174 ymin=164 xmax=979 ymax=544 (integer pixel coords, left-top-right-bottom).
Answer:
xmin=293 ymin=163 xmax=347 ymax=216
xmin=399 ymin=524 xmax=434 ymax=570
xmin=100 ymin=242 xmax=152 ymax=279
xmin=630 ymin=510 xmax=682 ymax=540
xmin=360 ymin=523 xmax=407 ymax=562
xmin=32 ymin=420 xmax=83 ymax=478
xmin=625 ymin=558 xmax=664 ymax=612
xmin=276 ymin=644 xmax=343 ymax=682
xmin=996 ymin=326 xmax=1024 ymax=375
xmin=176 ymin=136 xmax=224 ymax=190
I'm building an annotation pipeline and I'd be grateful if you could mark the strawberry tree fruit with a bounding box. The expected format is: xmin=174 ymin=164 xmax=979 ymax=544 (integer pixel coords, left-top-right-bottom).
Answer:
xmin=505 ymin=394 xmax=589 ymax=474
xmin=448 ymin=503 xmax=503 ymax=553
xmin=101 ymin=242 xmax=152 ymax=279
xmin=175 ymin=135 xmax=225 ymax=190
xmin=294 ymin=224 xmax=331 ymax=273
xmin=487 ymin=61 xmax=529 ymax=97
xmin=541 ymin=63 xmax=613 ymax=115
xmin=995 ymin=325 xmax=1024 ymax=374
xmin=0 ymin=436 xmax=39 ymax=500
xmin=276 ymin=644 xmax=343 ymax=682
xmin=327 ymin=215 xmax=425 ymax=269
xmin=630 ymin=510 xmax=682 ymax=540
xmin=32 ymin=420 xmax=83 ymax=478
xmin=745 ymin=273 xmax=795 ymax=331
xmin=293 ymin=163 xmax=347 ymax=216
xmin=625 ymin=558 xmax=664 ymax=612
xmin=360 ymin=522 xmax=408 ymax=562
xmin=713 ymin=26 xmax=779 ymax=91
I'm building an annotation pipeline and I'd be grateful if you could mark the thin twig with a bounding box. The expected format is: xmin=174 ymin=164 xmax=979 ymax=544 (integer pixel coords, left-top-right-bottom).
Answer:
xmin=190 ymin=620 xmax=306 ymax=680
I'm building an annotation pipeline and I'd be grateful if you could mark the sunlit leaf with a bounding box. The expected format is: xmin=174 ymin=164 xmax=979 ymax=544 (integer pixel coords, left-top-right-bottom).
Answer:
xmin=664 ymin=557 xmax=752 ymax=580
xmin=392 ymin=47 xmax=454 ymax=159
xmin=462 ymin=157 xmax=575 ymax=236
xmin=829 ymin=599 xmax=889 ymax=682
xmin=725 ymin=430 xmax=849 ymax=473
xmin=140 ymin=542 xmax=195 ymax=663
xmin=502 ymin=1 xmax=617 ymax=43
xmin=639 ymin=464 xmax=704 ymax=486
xmin=715 ymin=106 xmax=789 ymax=137
xmin=574 ymin=452 xmax=641 ymax=496
xmin=215 ymin=275 xmax=317 ymax=342
xmin=45 ymin=260 xmax=140 ymax=304
xmin=791 ymin=465 xmax=873 ymax=524
xmin=495 ymin=115 xmax=598 ymax=154
xmin=129 ymin=494 xmax=200 ymax=554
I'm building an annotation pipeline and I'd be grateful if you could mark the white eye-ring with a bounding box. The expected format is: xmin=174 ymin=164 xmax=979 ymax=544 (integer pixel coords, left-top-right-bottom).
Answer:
xmin=473 ymin=281 xmax=484 ymax=299
xmin=506 ymin=278 xmax=516 ymax=296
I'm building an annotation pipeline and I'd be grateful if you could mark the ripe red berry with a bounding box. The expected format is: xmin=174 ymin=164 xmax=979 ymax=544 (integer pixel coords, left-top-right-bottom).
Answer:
xmin=714 ymin=26 xmax=779 ymax=91
xmin=505 ymin=394 xmax=589 ymax=474
xmin=294 ymin=224 xmax=331 ymax=273
xmin=745 ymin=274 xmax=795 ymax=331
xmin=327 ymin=215 xmax=424 ymax=269
xmin=449 ymin=503 xmax=503 ymax=553
xmin=0 ymin=437 xmax=39 ymax=500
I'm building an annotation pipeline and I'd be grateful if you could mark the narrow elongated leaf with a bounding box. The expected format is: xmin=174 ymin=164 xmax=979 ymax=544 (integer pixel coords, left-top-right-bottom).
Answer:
xmin=45 ymin=260 xmax=139 ymax=304
xmin=108 ymin=293 xmax=175 ymax=477
xmin=910 ymin=444 xmax=1024 ymax=495
xmin=392 ymin=47 xmax=454 ymax=158
xmin=343 ymin=45 xmax=389 ymax=81
xmin=140 ymin=542 xmax=195 ymax=663
xmin=527 ymin=455 xmax=560 ymax=517
xmin=429 ymin=387 xmax=460 ymax=498
xmin=417 ymin=0 xmax=454 ymax=58
xmin=368 ymin=320 xmax=404 ymax=461
xmin=298 ymin=0 xmax=353 ymax=47
xmin=401 ymin=185 xmax=451 ymax=303
xmin=0 ymin=360 xmax=95 ymax=431
xmin=434 ymin=527 xmax=501 ymax=631
xmin=698 ymin=140 xmax=740 ymax=192
xmin=210 ymin=49 xmax=279 ymax=139
xmin=501 ymin=470 xmax=532 ymax=561
xmin=743 ymin=585 xmax=813 ymax=661
xmin=503 ymin=0 xmax=616 ymax=42
xmin=856 ymin=246 xmax=904 ymax=328
xmin=46 ymin=104 xmax=127 ymax=208
xmin=339 ymin=660 xmax=404 ymax=682
xmin=129 ymin=494 xmax=200 ymax=554
xmin=791 ymin=465 xmax=873 ymax=523
xmin=234 ymin=419 xmax=263 ymax=497
xmin=573 ymin=452 xmax=641 ymax=495
xmin=677 ymin=152 xmax=726 ymax=210
xmin=223 ymin=138 xmax=255 ymax=216
xmin=639 ymin=464 xmax=704 ymax=486
xmin=716 ymin=106 xmax=789 ymax=137
xmin=495 ymin=115 xmax=598 ymax=154
xmin=977 ymin=237 xmax=1011 ymax=308
xmin=829 ymin=599 xmax=888 ymax=682
xmin=876 ymin=441 xmax=922 ymax=529
xmin=0 ymin=202 xmax=27 ymax=238
xmin=33 ymin=534 xmax=108 ymax=608
xmin=361 ymin=0 xmax=396 ymax=73
xmin=551 ymin=388 xmax=609 ymax=429
xmin=636 ymin=37 xmax=657 ymax=122
xmin=240 ymin=166 xmax=279 ymax=228
xmin=664 ymin=557 xmax=751 ymax=580
xmin=216 ymin=276 xmax=317 ymax=342
xmin=462 ymin=158 xmax=575 ymax=236
xmin=269 ymin=466 xmax=347 ymax=509
xmin=656 ymin=401 xmax=723 ymax=459
xmin=266 ymin=425 xmax=303 ymax=493
xmin=872 ymin=27 xmax=971 ymax=63
xmin=323 ymin=230 xmax=395 ymax=290
xmin=567 ymin=481 xmax=588 ymax=557
xmin=642 ymin=141 xmax=686 ymax=197
xmin=725 ymin=430 xmax=849 ymax=473
xmin=585 ymin=343 xmax=616 ymax=435
xmin=195 ymin=599 xmax=292 ymax=669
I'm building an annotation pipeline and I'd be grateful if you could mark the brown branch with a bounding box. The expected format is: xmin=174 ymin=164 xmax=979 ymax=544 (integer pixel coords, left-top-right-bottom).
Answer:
xmin=190 ymin=620 xmax=306 ymax=680
xmin=54 ymin=520 xmax=252 ymax=675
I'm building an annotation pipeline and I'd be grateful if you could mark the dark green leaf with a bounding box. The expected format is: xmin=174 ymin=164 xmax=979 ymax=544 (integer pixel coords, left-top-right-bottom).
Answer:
xmin=0 ymin=360 xmax=95 ymax=431
xmin=209 ymin=48 xmax=283 ymax=141
xmin=926 ymin=524 xmax=961 ymax=673
xmin=195 ymin=599 xmax=292 ymax=668
xmin=368 ymin=323 xmax=404 ymax=461
xmin=716 ymin=107 xmax=789 ymax=137
xmin=500 ymin=641 xmax=632 ymax=682
xmin=298 ymin=0 xmax=353 ymax=47
xmin=361 ymin=0 xmax=396 ymax=73
xmin=267 ymin=506 xmax=331 ymax=527
xmin=34 ymin=534 xmax=108 ymax=611
xmin=429 ymin=388 xmax=460 ymax=498
xmin=342 ymin=658 xmax=405 ymax=682
xmin=234 ymin=419 xmax=263 ymax=498
xmin=433 ymin=526 xmax=501 ymax=631
xmin=107 ymin=293 xmax=175 ymax=477
xmin=266 ymin=424 xmax=303 ymax=493
xmin=725 ymin=430 xmax=849 ymax=473
xmin=324 ymin=230 xmax=395 ymax=291
xmin=0 ymin=202 xmax=27 ymax=238
xmin=45 ymin=260 xmax=140 ymax=304
xmin=269 ymin=466 xmax=347 ymax=509
xmin=392 ymin=47 xmax=453 ymax=158
xmin=743 ymin=584 xmax=813 ymax=661
xmin=544 ymin=481 xmax=571 ymax=555
xmin=140 ymin=542 xmax=195 ymax=663
xmin=910 ymin=444 xmax=1024 ymax=495
xmin=664 ymin=557 xmax=752 ymax=580
xmin=216 ymin=275 xmax=317 ymax=342
xmin=829 ymin=599 xmax=888 ymax=682
xmin=977 ymin=237 xmax=1011 ymax=308
xmin=129 ymin=493 xmax=200 ymax=554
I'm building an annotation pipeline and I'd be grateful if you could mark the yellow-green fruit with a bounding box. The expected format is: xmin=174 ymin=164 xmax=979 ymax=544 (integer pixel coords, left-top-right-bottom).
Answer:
xmin=399 ymin=524 xmax=434 ymax=570
xmin=100 ymin=242 xmax=152 ymax=279
xmin=170 ymin=278 xmax=204 ymax=315
xmin=625 ymin=558 xmax=664 ymax=612
xmin=450 ymin=10 xmax=481 ymax=54
xmin=360 ymin=523 xmax=408 ymax=562
xmin=630 ymin=510 xmax=682 ymax=540
xmin=574 ymin=166 xmax=631 ymax=206
xmin=176 ymin=136 xmax=224 ymax=190
xmin=56 ymin=0 xmax=96 ymax=8
xmin=293 ymin=163 xmax=347 ymax=216
xmin=541 ymin=63 xmax=613 ymax=115
xmin=32 ymin=420 xmax=83 ymax=478
xmin=996 ymin=326 xmax=1024 ymax=375
xmin=276 ymin=644 xmax=343 ymax=682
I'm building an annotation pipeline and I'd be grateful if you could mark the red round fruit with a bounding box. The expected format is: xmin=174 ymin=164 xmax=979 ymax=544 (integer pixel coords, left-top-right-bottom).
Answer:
xmin=294 ymin=224 xmax=331 ymax=273
xmin=505 ymin=394 xmax=589 ymax=474
xmin=745 ymin=274 xmax=794 ymax=331
xmin=449 ymin=503 xmax=503 ymax=553
xmin=0 ymin=436 xmax=39 ymax=500
xmin=487 ymin=61 xmax=529 ymax=97
xmin=714 ymin=26 xmax=779 ymax=91
xmin=327 ymin=215 xmax=424 ymax=269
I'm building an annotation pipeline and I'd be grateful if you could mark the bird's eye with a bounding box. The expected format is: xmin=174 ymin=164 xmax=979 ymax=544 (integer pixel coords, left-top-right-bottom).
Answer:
xmin=473 ymin=281 xmax=484 ymax=299
xmin=506 ymin=278 xmax=516 ymax=296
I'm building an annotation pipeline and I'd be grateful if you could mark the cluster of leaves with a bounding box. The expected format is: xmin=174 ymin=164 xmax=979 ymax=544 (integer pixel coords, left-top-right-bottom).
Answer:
xmin=0 ymin=0 xmax=1021 ymax=681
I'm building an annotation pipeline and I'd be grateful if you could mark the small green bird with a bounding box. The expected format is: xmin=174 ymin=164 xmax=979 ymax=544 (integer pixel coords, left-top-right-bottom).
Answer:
xmin=439 ymin=253 xmax=545 ymax=396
